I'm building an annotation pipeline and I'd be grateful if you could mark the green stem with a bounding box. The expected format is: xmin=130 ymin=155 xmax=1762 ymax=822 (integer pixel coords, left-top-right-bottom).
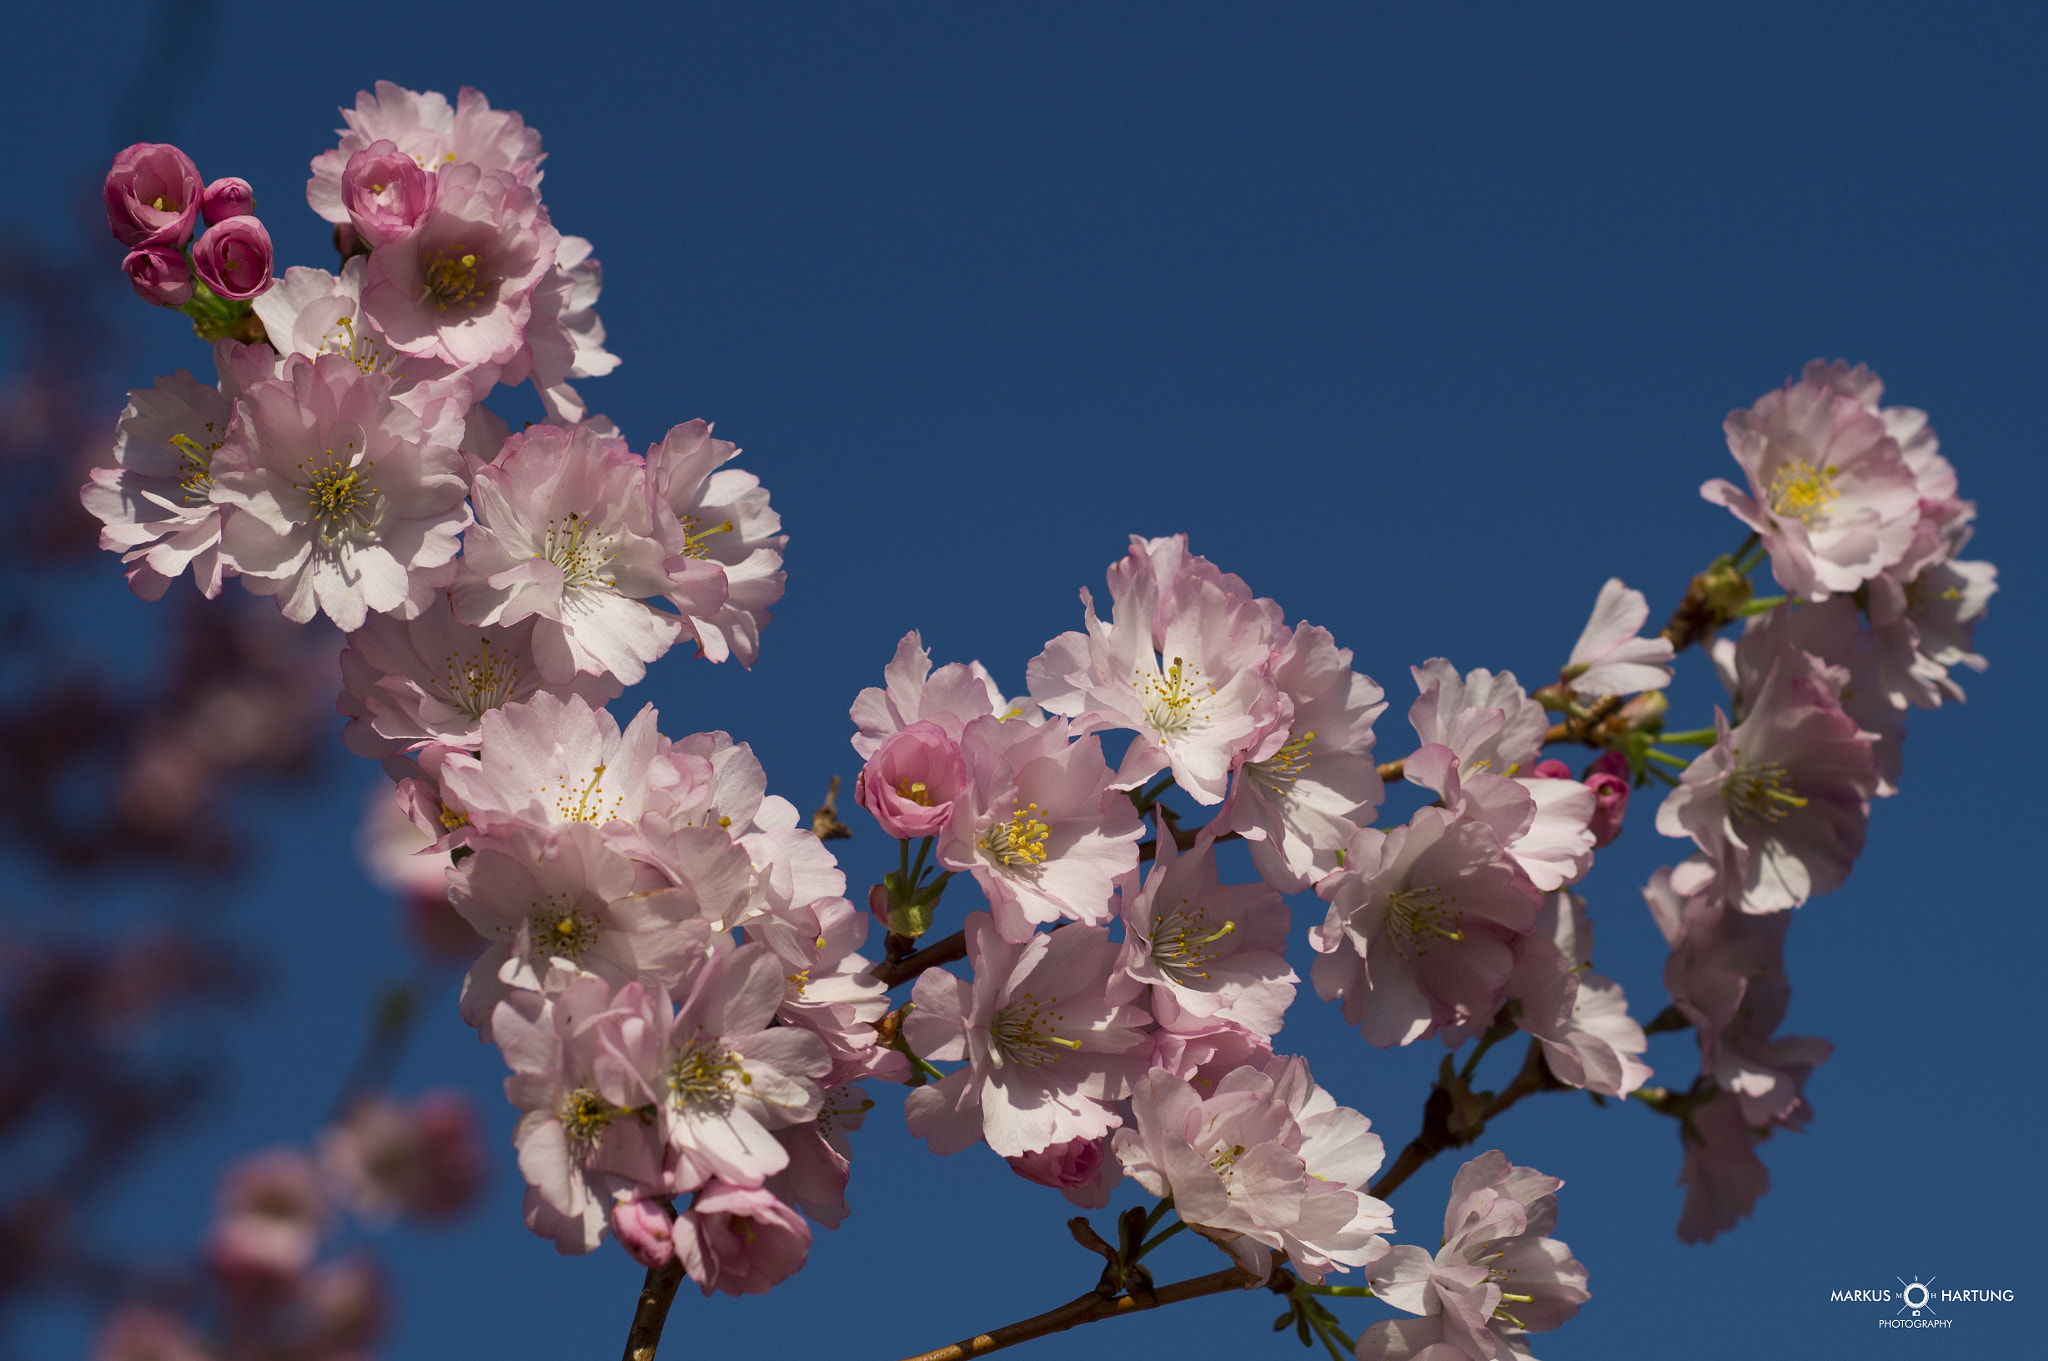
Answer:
xmin=1459 ymin=1016 xmax=1515 ymax=1084
xmin=1129 ymin=774 xmax=1177 ymax=817
xmin=1643 ymin=747 xmax=1693 ymax=771
xmin=1656 ymin=727 xmax=1720 ymax=747
xmin=908 ymin=835 xmax=934 ymax=888
xmin=1139 ymin=1196 xmax=1175 ymax=1236
xmin=1135 ymin=1220 xmax=1186 ymax=1260
xmin=1735 ymin=594 xmax=1788 ymax=617
xmin=1302 ymin=1285 xmax=1375 ymax=1298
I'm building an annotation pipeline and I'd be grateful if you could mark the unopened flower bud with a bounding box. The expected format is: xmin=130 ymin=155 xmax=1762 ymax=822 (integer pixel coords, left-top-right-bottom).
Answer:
xmin=121 ymin=246 xmax=192 ymax=306
xmin=1582 ymin=750 xmax=1631 ymax=847
xmin=341 ymin=140 xmax=438 ymax=248
xmin=200 ymin=176 xmax=255 ymax=224
xmin=1616 ymin=690 xmax=1667 ymax=731
xmin=104 ymin=142 xmax=201 ymax=247
xmin=611 ymin=1198 xmax=676 ymax=1269
xmin=192 ymin=216 xmax=274 ymax=300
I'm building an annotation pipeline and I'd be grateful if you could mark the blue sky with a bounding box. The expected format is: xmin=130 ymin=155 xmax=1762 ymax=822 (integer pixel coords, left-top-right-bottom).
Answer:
xmin=5 ymin=3 xmax=2042 ymax=1357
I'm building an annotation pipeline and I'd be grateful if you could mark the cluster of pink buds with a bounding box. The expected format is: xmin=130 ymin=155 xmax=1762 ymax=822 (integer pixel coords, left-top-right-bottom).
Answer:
xmin=106 ymin=143 xmax=272 ymax=308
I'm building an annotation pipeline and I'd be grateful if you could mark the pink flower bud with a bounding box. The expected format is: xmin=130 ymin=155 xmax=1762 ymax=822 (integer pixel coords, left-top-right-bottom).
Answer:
xmin=191 ymin=216 xmax=274 ymax=300
xmin=341 ymin=140 xmax=438 ymax=248
xmin=1004 ymin=1135 xmax=1123 ymax=1209
xmin=104 ymin=142 xmax=201 ymax=247
xmin=854 ymin=721 xmax=966 ymax=839
xmin=1583 ymin=750 xmax=1631 ymax=847
xmin=1528 ymin=758 xmax=1575 ymax=780
xmin=611 ymin=1198 xmax=676 ymax=1269
xmin=868 ymin=881 xmax=891 ymax=930
xmin=200 ymin=176 xmax=256 ymax=224
xmin=674 ymin=1182 xmax=812 ymax=1296
xmin=121 ymin=246 xmax=192 ymax=306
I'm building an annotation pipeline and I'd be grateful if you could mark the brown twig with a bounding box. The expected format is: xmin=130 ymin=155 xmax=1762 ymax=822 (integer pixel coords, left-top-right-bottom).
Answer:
xmin=868 ymin=929 xmax=968 ymax=989
xmin=1377 ymin=759 xmax=1405 ymax=784
xmin=895 ymin=1264 xmax=1262 ymax=1361
xmin=620 ymin=1254 xmax=687 ymax=1361
xmin=1368 ymin=1038 xmax=1568 ymax=1202
xmin=811 ymin=774 xmax=852 ymax=841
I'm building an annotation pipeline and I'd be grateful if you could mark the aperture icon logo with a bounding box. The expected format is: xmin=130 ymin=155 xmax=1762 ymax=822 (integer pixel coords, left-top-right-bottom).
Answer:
xmin=1897 ymin=1277 xmax=1936 ymax=1317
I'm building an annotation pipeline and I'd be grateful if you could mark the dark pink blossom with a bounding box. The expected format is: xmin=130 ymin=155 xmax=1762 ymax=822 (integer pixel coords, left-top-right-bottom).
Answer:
xmin=191 ymin=215 xmax=274 ymax=301
xmin=201 ymin=175 xmax=255 ymax=224
xmin=341 ymin=140 xmax=438 ymax=248
xmin=104 ymin=142 xmax=201 ymax=247
xmin=856 ymin=721 xmax=968 ymax=840
xmin=1005 ymin=1135 xmax=1123 ymax=1209
xmin=121 ymin=246 xmax=192 ymax=306
xmin=1581 ymin=750 xmax=1631 ymax=847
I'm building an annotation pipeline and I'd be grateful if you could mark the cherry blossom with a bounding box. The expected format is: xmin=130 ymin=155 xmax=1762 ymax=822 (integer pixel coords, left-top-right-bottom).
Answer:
xmin=851 ymin=630 xmax=1034 ymax=757
xmin=308 ymin=81 xmax=545 ymax=226
xmin=903 ymin=913 xmax=1152 ymax=1157
xmin=645 ymin=419 xmax=786 ymax=665
xmin=1562 ymin=578 xmax=1674 ymax=698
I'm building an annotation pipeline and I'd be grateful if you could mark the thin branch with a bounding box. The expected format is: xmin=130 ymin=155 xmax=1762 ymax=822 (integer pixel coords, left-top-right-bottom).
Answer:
xmin=621 ymin=1255 xmax=687 ymax=1361
xmin=868 ymin=930 xmax=967 ymax=989
xmin=894 ymin=1264 xmax=1263 ymax=1361
xmin=1369 ymin=1038 xmax=1567 ymax=1202
xmin=811 ymin=774 xmax=852 ymax=841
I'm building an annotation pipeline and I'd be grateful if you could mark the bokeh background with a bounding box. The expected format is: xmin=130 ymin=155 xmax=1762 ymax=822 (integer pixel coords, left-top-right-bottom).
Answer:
xmin=3 ymin=2 xmax=2041 ymax=1356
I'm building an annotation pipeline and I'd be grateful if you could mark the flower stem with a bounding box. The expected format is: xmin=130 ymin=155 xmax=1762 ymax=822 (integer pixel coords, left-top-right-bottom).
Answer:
xmin=1656 ymin=727 xmax=1720 ymax=747
xmin=1135 ymin=1221 xmax=1186 ymax=1260
xmin=620 ymin=1255 xmax=687 ymax=1361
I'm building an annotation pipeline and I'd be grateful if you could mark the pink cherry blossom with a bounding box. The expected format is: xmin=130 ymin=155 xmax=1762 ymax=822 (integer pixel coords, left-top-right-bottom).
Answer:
xmin=431 ymin=692 xmax=673 ymax=839
xmin=339 ymin=140 xmax=439 ymax=250
xmin=307 ymin=82 xmax=545 ymax=226
xmin=1361 ymin=1151 xmax=1587 ymax=1361
xmin=1028 ymin=567 xmax=1283 ymax=804
xmin=674 ymin=1180 xmax=813 ymax=1295
xmin=1005 ymin=1135 xmax=1124 ymax=1209
xmin=525 ymin=234 xmax=623 ymax=422
xmin=1310 ymin=808 xmax=1540 ymax=1048
xmin=855 ymin=721 xmax=967 ymax=839
xmin=935 ymin=714 xmax=1141 ymax=941
xmin=1108 ymin=821 xmax=1296 ymax=1039
xmin=766 ymin=1083 xmax=872 ymax=1229
xmin=1504 ymin=894 xmax=1650 ymax=1097
xmin=105 ymin=142 xmax=201 ymax=247
xmin=1218 ymin=622 xmax=1387 ymax=892
xmin=360 ymin=162 xmax=559 ymax=371
xmin=449 ymin=823 xmax=714 ymax=1035
xmin=649 ymin=945 xmax=832 ymax=1192
xmin=1674 ymin=1088 xmax=1776 ymax=1244
xmin=902 ymin=913 xmax=1152 ymax=1157
xmin=1703 ymin=364 xmax=1922 ymax=599
xmin=211 ymin=353 xmax=471 ymax=630
xmin=1112 ymin=1057 xmax=1392 ymax=1285
xmin=494 ymin=968 xmax=672 ymax=1255
xmin=1656 ymin=657 xmax=1878 ymax=913
xmin=121 ymin=245 xmax=192 ymax=305
xmin=1400 ymin=745 xmax=1596 ymax=893
xmin=452 ymin=422 xmax=699 ymax=685
xmin=205 ymin=1148 xmax=330 ymax=1293
xmin=1408 ymin=660 xmax=1548 ymax=781
xmin=748 ymin=894 xmax=908 ymax=1087
xmin=251 ymin=260 xmax=462 ymax=393
xmin=644 ymin=420 xmax=787 ymax=666
xmin=338 ymin=595 xmax=625 ymax=761
xmin=81 ymin=359 xmax=251 ymax=601
xmin=191 ymin=215 xmax=274 ymax=301
xmin=1148 ymin=1012 xmax=1276 ymax=1095
xmin=851 ymin=630 xmax=1034 ymax=757
xmin=1562 ymin=578 xmax=1674 ymax=697
xmin=319 ymin=1089 xmax=486 ymax=1225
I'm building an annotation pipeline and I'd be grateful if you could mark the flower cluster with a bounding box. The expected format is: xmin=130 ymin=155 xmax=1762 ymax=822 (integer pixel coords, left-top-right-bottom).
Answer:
xmin=1642 ymin=360 xmax=1996 ymax=1240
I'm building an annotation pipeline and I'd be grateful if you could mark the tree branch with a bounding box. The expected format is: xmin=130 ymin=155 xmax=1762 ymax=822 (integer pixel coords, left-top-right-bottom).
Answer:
xmin=894 ymin=1263 xmax=1263 ymax=1361
xmin=868 ymin=930 xmax=967 ymax=989
xmin=620 ymin=1255 xmax=687 ymax=1361
xmin=1369 ymin=1038 xmax=1567 ymax=1202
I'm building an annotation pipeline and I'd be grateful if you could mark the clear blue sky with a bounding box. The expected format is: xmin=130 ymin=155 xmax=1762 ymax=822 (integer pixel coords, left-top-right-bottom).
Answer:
xmin=5 ymin=3 xmax=2041 ymax=1357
